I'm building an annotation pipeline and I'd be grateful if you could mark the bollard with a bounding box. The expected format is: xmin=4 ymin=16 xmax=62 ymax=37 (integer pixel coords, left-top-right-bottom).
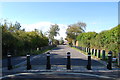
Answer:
xmin=118 ymin=53 xmax=120 ymax=67
xmin=102 ymin=50 xmax=106 ymax=60
xmin=107 ymin=51 xmax=112 ymax=70
xmin=87 ymin=52 xmax=91 ymax=70
xmin=67 ymin=52 xmax=71 ymax=70
xmin=92 ymin=49 xmax=94 ymax=55
xmin=46 ymin=52 xmax=51 ymax=69
xmin=7 ymin=53 xmax=12 ymax=70
xmin=98 ymin=50 xmax=101 ymax=58
xmin=94 ymin=49 xmax=97 ymax=56
xmin=26 ymin=54 xmax=31 ymax=70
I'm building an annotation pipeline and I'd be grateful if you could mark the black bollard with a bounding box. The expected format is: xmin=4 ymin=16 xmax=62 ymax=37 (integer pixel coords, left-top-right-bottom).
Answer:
xmin=85 ymin=47 xmax=87 ymax=52
xmin=98 ymin=50 xmax=101 ymax=58
xmin=102 ymin=50 xmax=106 ymax=60
xmin=87 ymin=52 xmax=91 ymax=70
xmin=92 ymin=49 xmax=94 ymax=55
xmin=46 ymin=52 xmax=51 ymax=69
xmin=107 ymin=51 xmax=112 ymax=70
xmin=26 ymin=54 xmax=31 ymax=70
xmin=95 ymin=49 xmax=97 ymax=56
xmin=118 ymin=53 xmax=120 ymax=67
xmin=7 ymin=53 xmax=12 ymax=70
xmin=67 ymin=52 xmax=71 ymax=70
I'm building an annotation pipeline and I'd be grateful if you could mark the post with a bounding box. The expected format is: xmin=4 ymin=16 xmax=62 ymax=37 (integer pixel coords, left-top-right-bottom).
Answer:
xmin=98 ymin=50 xmax=101 ymax=58
xmin=118 ymin=53 xmax=120 ymax=67
xmin=94 ymin=49 xmax=97 ymax=56
xmin=92 ymin=49 xmax=94 ymax=55
xmin=87 ymin=52 xmax=91 ymax=70
xmin=7 ymin=53 xmax=12 ymax=70
xmin=46 ymin=52 xmax=51 ymax=69
xmin=67 ymin=52 xmax=71 ymax=70
xmin=102 ymin=50 xmax=106 ymax=60
xmin=26 ymin=54 xmax=31 ymax=70
xmin=107 ymin=51 xmax=112 ymax=70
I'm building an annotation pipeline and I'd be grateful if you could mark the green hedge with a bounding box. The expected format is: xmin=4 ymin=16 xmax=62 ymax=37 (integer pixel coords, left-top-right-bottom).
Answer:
xmin=77 ymin=25 xmax=120 ymax=57
xmin=1 ymin=22 xmax=49 ymax=56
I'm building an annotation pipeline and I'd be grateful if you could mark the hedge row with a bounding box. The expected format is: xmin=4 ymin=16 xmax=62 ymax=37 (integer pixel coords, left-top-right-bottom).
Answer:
xmin=1 ymin=22 xmax=49 ymax=56
xmin=77 ymin=25 xmax=120 ymax=57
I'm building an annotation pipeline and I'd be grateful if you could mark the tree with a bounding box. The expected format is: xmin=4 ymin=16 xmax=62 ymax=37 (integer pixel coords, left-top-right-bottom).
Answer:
xmin=1 ymin=19 xmax=49 ymax=56
xmin=66 ymin=22 xmax=86 ymax=45
xmin=59 ymin=37 xmax=64 ymax=45
xmin=14 ymin=21 xmax=21 ymax=30
xmin=48 ymin=24 xmax=60 ymax=45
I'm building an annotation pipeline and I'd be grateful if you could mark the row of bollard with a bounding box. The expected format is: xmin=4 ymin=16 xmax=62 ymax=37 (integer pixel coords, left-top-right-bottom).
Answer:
xmin=7 ymin=52 xmax=72 ymax=70
xmin=75 ymin=46 xmax=113 ymax=70
xmin=75 ymin=46 xmax=107 ymax=60
xmin=7 ymin=50 xmax=113 ymax=70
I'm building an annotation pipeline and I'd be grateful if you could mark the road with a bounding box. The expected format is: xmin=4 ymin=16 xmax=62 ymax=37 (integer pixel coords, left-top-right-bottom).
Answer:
xmin=30 ymin=45 xmax=104 ymax=66
xmin=1 ymin=45 xmax=120 ymax=80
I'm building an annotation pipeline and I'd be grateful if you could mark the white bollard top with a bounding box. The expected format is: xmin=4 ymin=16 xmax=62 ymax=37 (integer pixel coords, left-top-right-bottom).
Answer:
xmin=8 ymin=55 xmax=11 ymax=57
xmin=27 ymin=55 xmax=30 ymax=56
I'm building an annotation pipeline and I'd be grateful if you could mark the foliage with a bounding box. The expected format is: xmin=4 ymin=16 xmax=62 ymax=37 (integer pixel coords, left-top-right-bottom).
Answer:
xmin=66 ymin=22 xmax=86 ymax=45
xmin=77 ymin=25 xmax=120 ymax=56
xmin=47 ymin=24 xmax=60 ymax=45
xmin=77 ymin=32 xmax=98 ymax=48
xmin=59 ymin=37 xmax=64 ymax=45
xmin=48 ymin=24 xmax=60 ymax=39
xmin=1 ymin=20 xmax=49 ymax=56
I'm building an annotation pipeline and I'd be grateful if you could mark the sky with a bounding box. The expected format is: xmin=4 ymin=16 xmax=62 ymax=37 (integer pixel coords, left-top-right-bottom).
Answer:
xmin=0 ymin=2 xmax=118 ymax=40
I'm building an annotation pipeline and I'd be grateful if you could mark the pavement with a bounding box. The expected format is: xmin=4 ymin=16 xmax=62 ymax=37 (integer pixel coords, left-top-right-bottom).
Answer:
xmin=1 ymin=45 xmax=120 ymax=80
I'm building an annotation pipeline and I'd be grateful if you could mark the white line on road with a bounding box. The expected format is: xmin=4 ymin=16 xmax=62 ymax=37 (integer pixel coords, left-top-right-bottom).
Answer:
xmin=0 ymin=72 xmax=116 ymax=79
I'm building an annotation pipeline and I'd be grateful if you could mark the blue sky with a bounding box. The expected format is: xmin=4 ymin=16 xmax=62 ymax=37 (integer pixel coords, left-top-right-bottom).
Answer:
xmin=0 ymin=2 xmax=118 ymax=39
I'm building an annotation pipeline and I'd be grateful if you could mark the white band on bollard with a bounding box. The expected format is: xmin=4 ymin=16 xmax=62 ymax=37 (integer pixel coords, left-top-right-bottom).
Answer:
xmin=8 ymin=55 xmax=11 ymax=57
xmin=27 ymin=55 xmax=30 ymax=56
xmin=108 ymin=54 xmax=111 ymax=56
xmin=47 ymin=54 xmax=50 ymax=56
xmin=67 ymin=54 xmax=70 ymax=56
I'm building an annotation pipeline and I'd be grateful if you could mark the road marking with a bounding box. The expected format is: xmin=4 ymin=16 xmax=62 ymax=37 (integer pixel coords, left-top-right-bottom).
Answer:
xmin=0 ymin=72 xmax=116 ymax=79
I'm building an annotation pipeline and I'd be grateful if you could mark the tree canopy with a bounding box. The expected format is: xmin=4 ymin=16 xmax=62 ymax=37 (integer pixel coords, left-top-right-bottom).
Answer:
xmin=77 ymin=25 xmax=120 ymax=57
xmin=66 ymin=22 xmax=86 ymax=45
xmin=1 ymin=20 xmax=49 ymax=56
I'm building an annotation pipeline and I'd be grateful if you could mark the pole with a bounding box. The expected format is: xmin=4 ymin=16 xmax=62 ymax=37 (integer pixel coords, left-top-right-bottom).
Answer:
xmin=107 ymin=51 xmax=112 ymax=70
xmin=92 ymin=49 xmax=94 ymax=55
xmin=46 ymin=52 xmax=51 ymax=69
xmin=102 ymin=50 xmax=106 ymax=60
xmin=95 ymin=49 xmax=97 ymax=56
xmin=87 ymin=52 xmax=91 ymax=70
xmin=98 ymin=50 xmax=101 ymax=58
xmin=26 ymin=54 xmax=31 ymax=70
xmin=7 ymin=53 xmax=12 ymax=70
xmin=118 ymin=53 xmax=120 ymax=67
xmin=67 ymin=52 xmax=71 ymax=70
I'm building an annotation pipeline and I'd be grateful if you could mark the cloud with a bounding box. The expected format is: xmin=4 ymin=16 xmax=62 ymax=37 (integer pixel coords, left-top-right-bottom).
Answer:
xmin=21 ymin=21 xmax=68 ymax=40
